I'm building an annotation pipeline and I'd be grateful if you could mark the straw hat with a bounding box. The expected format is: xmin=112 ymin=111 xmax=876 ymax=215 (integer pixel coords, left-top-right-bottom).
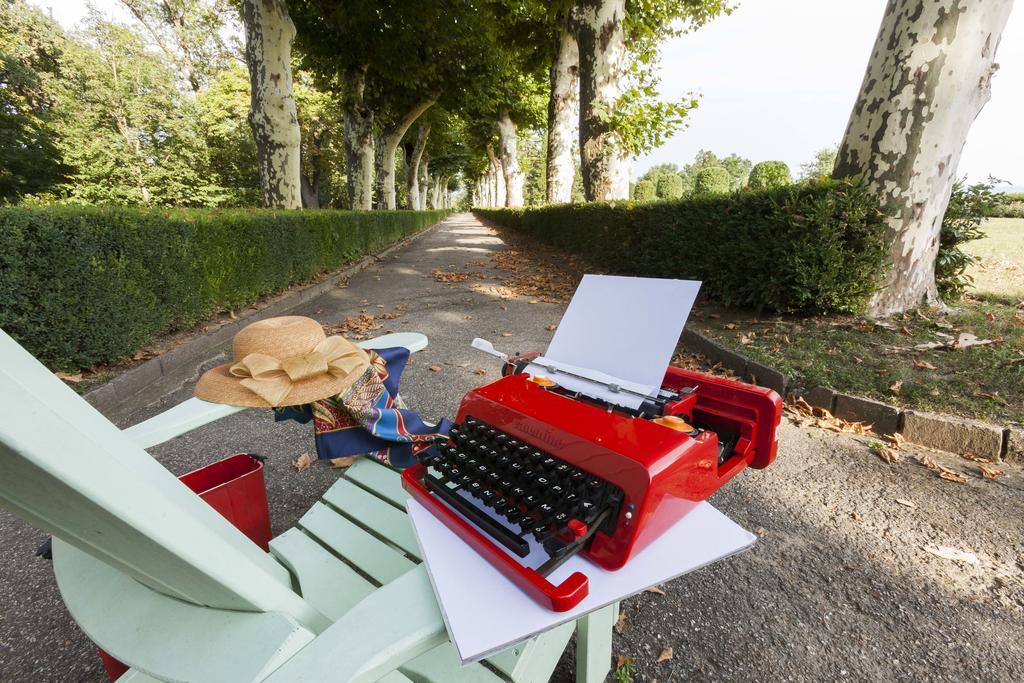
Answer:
xmin=195 ymin=316 xmax=371 ymax=408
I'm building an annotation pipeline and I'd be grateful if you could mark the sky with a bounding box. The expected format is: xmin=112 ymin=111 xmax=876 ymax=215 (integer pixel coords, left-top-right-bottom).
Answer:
xmin=30 ymin=0 xmax=1024 ymax=188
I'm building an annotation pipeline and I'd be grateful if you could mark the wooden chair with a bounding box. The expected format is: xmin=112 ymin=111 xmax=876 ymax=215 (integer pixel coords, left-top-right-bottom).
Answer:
xmin=0 ymin=329 xmax=615 ymax=683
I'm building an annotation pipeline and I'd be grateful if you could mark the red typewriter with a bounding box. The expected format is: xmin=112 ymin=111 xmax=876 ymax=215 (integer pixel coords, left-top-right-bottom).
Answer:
xmin=402 ymin=346 xmax=782 ymax=612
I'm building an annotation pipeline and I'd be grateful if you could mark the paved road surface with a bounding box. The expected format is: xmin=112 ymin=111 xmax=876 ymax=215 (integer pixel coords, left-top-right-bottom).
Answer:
xmin=2 ymin=213 xmax=1022 ymax=681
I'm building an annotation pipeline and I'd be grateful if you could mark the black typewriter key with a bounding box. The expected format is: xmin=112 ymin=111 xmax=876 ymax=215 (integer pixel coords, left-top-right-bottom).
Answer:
xmin=540 ymin=457 xmax=557 ymax=470
xmin=467 ymin=481 xmax=483 ymax=494
xmin=494 ymin=434 xmax=508 ymax=446
xmin=537 ymin=502 xmax=555 ymax=519
xmin=521 ymin=469 xmax=537 ymax=483
xmin=570 ymin=470 xmax=588 ymax=484
xmin=459 ymin=472 xmax=473 ymax=485
xmin=543 ymin=537 xmax=569 ymax=558
xmin=579 ymin=500 xmax=597 ymax=516
xmin=510 ymin=485 xmax=526 ymax=498
xmin=499 ymin=479 xmax=514 ymax=492
xmin=495 ymin=454 xmax=511 ymax=469
xmin=506 ymin=438 xmax=520 ymax=449
xmin=555 ymin=463 xmax=571 ymax=475
xmin=530 ymin=524 xmax=552 ymax=541
xmin=505 ymin=510 xmax=524 ymax=525
xmin=479 ymin=489 xmax=497 ymax=504
xmin=487 ymin=471 xmax=501 ymax=483
xmin=535 ymin=476 xmax=550 ymax=488
xmin=523 ymin=493 xmax=540 ymax=506
xmin=453 ymin=451 xmax=469 ymax=463
xmin=528 ymin=450 xmax=545 ymax=464
xmin=492 ymin=499 xmax=509 ymax=513
xmin=553 ymin=511 xmax=569 ymax=525
xmin=508 ymin=461 xmax=523 ymax=473
xmin=466 ymin=439 xmax=479 ymax=449
xmin=550 ymin=484 xmax=565 ymax=497
xmin=484 ymin=428 xmax=497 ymax=440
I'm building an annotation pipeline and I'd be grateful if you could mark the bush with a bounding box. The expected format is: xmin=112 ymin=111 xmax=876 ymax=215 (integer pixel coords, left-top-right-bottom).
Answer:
xmin=987 ymin=203 xmax=1024 ymax=218
xmin=0 ymin=206 xmax=449 ymax=369
xmin=656 ymin=174 xmax=684 ymax=200
xmin=693 ymin=167 xmax=731 ymax=195
xmin=748 ymin=161 xmax=792 ymax=190
xmin=936 ymin=180 xmax=998 ymax=301
xmin=477 ymin=179 xmax=887 ymax=314
xmin=632 ymin=180 xmax=656 ymax=202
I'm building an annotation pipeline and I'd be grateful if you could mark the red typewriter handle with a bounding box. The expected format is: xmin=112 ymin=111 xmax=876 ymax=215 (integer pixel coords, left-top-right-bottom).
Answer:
xmin=402 ymin=465 xmax=589 ymax=612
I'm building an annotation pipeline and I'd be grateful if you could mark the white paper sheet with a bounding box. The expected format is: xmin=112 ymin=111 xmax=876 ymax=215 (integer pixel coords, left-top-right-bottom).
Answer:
xmin=407 ymin=498 xmax=755 ymax=664
xmin=527 ymin=275 xmax=701 ymax=409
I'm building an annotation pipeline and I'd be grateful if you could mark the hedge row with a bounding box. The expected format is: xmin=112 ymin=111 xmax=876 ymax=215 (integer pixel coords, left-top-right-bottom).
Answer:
xmin=476 ymin=179 xmax=887 ymax=314
xmin=0 ymin=206 xmax=449 ymax=369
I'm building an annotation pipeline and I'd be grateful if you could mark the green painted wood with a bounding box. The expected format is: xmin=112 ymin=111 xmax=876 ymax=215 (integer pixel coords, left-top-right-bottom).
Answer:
xmin=486 ymin=622 xmax=575 ymax=683
xmin=574 ymin=603 xmax=617 ymax=683
xmin=322 ymin=479 xmax=420 ymax=559
xmin=0 ymin=331 xmax=327 ymax=633
xmin=264 ymin=566 xmax=447 ymax=683
xmin=376 ymin=671 xmax=415 ymax=683
xmin=52 ymin=538 xmax=315 ymax=683
xmin=123 ymin=398 xmax=244 ymax=449
xmin=344 ymin=459 xmax=409 ymax=508
xmin=399 ymin=643 xmax=505 ymax=682
xmin=270 ymin=528 xmax=375 ymax=620
xmin=116 ymin=670 xmax=165 ymax=682
xmin=299 ymin=502 xmax=415 ymax=585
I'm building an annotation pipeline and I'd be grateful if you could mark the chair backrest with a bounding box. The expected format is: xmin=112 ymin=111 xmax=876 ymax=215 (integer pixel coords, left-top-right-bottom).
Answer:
xmin=0 ymin=330 xmax=328 ymax=633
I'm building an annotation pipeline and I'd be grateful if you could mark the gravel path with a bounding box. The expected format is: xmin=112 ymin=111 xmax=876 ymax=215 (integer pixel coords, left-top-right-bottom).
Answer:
xmin=1 ymin=213 xmax=1021 ymax=682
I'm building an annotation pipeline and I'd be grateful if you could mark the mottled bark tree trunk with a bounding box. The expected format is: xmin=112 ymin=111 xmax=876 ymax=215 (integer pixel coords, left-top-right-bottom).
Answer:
xmin=342 ymin=65 xmax=374 ymax=210
xmin=375 ymin=99 xmax=435 ymax=210
xmin=241 ymin=0 xmax=301 ymax=209
xmin=575 ymin=0 xmax=629 ymax=201
xmin=496 ymin=110 xmax=525 ymax=208
xmin=546 ymin=11 xmax=579 ymax=204
xmin=486 ymin=144 xmax=505 ymax=208
xmin=834 ymin=0 xmax=1013 ymax=317
xmin=418 ymin=157 xmax=429 ymax=210
xmin=403 ymin=123 xmax=429 ymax=210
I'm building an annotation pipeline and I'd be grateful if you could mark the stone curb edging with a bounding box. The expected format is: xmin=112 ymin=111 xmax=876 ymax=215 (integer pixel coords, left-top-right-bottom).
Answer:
xmin=83 ymin=222 xmax=443 ymax=422
xmin=681 ymin=327 xmax=1021 ymax=464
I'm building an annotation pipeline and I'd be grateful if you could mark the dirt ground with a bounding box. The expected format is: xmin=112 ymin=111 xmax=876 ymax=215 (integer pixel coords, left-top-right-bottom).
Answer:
xmin=1 ymin=213 xmax=1021 ymax=682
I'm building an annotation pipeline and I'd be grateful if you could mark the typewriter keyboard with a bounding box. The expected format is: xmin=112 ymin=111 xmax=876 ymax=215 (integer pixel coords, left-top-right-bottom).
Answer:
xmin=419 ymin=417 xmax=624 ymax=572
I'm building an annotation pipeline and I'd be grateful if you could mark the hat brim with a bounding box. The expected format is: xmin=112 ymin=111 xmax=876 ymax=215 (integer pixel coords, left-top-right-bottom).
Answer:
xmin=194 ymin=348 xmax=371 ymax=408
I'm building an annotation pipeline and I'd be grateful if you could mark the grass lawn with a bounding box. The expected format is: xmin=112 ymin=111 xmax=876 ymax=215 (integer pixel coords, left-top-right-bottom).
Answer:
xmin=692 ymin=218 xmax=1024 ymax=424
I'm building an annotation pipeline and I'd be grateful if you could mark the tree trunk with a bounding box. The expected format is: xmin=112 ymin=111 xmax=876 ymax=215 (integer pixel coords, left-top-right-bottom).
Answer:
xmin=496 ymin=109 xmax=525 ymax=207
xmin=486 ymin=144 xmax=505 ymax=208
xmin=418 ymin=157 xmax=429 ymax=210
xmin=403 ymin=124 xmax=430 ymax=210
xmin=375 ymin=99 xmax=435 ymax=210
xmin=300 ymin=175 xmax=320 ymax=208
xmin=546 ymin=11 xmax=579 ymax=204
xmin=834 ymin=0 xmax=1013 ymax=317
xmin=576 ymin=0 xmax=629 ymax=201
xmin=342 ymin=65 xmax=374 ymax=210
xmin=241 ymin=0 xmax=301 ymax=209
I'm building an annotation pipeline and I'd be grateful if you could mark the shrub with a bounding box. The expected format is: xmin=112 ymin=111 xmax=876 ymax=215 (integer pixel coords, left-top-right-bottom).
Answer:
xmin=936 ymin=180 xmax=998 ymax=302
xmin=477 ymin=179 xmax=887 ymax=314
xmin=656 ymin=174 xmax=684 ymax=200
xmin=0 ymin=206 xmax=449 ymax=369
xmin=632 ymin=180 xmax=656 ymax=202
xmin=693 ymin=167 xmax=731 ymax=195
xmin=987 ymin=203 xmax=1024 ymax=218
xmin=748 ymin=161 xmax=792 ymax=190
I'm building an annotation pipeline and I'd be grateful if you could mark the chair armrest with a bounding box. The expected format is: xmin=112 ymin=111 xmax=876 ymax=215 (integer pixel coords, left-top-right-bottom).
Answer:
xmin=123 ymin=332 xmax=430 ymax=449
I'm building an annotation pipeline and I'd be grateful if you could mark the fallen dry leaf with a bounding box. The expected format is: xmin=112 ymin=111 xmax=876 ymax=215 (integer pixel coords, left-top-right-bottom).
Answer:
xmin=614 ymin=611 xmax=627 ymax=634
xmin=500 ymin=332 xmax=513 ymax=337
xmin=657 ymin=647 xmax=674 ymax=663
xmin=889 ymin=380 xmax=903 ymax=396
xmin=895 ymin=498 xmax=917 ymax=509
xmin=923 ymin=545 xmax=979 ymax=565
xmin=917 ymin=454 xmax=939 ymax=470
xmin=888 ymin=433 xmax=906 ymax=450
xmin=292 ymin=452 xmax=315 ymax=472
xmin=978 ymin=464 xmax=1004 ymax=479
xmin=431 ymin=269 xmax=483 ymax=283
xmin=724 ymin=322 xmax=737 ymax=330
xmin=429 ymin=365 xmax=443 ymax=372
xmin=645 ymin=585 xmax=666 ymax=595
xmin=873 ymin=446 xmax=900 ymax=464
xmin=55 ymin=371 xmax=83 ymax=383
xmin=473 ymin=368 xmax=486 ymax=376
xmin=961 ymin=452 xmax=993 ymax=464
xmin=913 ymin=359 xmax=938 ymax=370
xmin=850 ymin=511 xmax=862 ymax=521
xmin=952 ymin=332 xmax=994 ymax=349
xmin=329 ymin=456 xmax=358 ymax=469
xmin=615 ymin=655 xmax=634 ymax=671
xmin=463 ymin=315 xmax=472 ymax=320
xmin=938 ymin=470 xmax=970 ymax=484
xmin=546 ymin=324 xmax=557 ymax=331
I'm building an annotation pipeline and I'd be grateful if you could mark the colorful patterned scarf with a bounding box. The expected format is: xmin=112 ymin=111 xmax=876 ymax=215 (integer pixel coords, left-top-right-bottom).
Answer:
xmin=275 ymin=346 xmax=450 ymax=468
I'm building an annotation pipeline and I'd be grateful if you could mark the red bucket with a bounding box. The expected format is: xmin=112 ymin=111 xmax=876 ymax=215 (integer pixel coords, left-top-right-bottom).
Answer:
xmin=98 ymin=453 xmax=272 ymax=680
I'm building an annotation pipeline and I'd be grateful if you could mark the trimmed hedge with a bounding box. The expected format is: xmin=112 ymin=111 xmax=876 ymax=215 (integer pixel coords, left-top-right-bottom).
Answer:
xmin=476 ymin=179 xmax=887 ymax=314
xmin=0 ymin=206 xmax=449 ymax=369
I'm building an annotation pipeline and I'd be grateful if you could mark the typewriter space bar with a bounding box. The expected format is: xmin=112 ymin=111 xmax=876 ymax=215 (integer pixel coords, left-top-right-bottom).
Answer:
xmin=424 ymin=477 xmax=531 ymax=558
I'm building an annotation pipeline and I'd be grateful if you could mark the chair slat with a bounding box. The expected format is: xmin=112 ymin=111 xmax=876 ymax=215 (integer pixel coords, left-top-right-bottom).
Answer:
xmin=485 ymin=621 xmax=575 ymax=683
xmin=376 ymin=671 xmax=416 ymax=683
xmin=323 ymin=479 xmax=420 ymax=560
xmin=270 ymin=529 xmax=375 ymax=620
xmin=400 ymin=642 xmax=507 ymax=682
xmin=299 ymin=502 xmax=415 ymax=585
xmin=345 ymin=459 xmax=409 ymax=508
